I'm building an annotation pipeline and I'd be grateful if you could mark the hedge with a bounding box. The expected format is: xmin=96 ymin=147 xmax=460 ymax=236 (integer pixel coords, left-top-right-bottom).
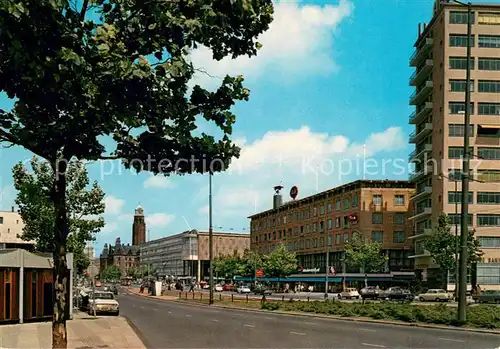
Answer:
xmin=260 ymin=301 xmax=500 ymax=329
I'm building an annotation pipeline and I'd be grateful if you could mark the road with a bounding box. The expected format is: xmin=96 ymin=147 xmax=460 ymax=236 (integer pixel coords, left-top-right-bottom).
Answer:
xmin=118 ymin=289 xmax=500 ymax=349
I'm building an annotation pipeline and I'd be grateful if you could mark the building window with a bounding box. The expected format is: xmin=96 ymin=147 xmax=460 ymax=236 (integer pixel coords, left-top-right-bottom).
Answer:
xmin=352 ymin=195 xmax=359 ymax=207
xmin=335 ymin=233 xmax=341 ymax=245
xmin=448 ymin=169 xmax=465 ymax=181
xmin=449 ymin=34 xmax=474 ymax=47
xmin=344 ymin=198 xmax=350 ymax=210
xmin=449 ymin=124 xmax=474 ymax=137
xmin=327 ymin=235 xmax=333 ymax=247
xmin=373 ymin=194 xmax=382 ymax=205
xmin=478 ymin=236 xmax=500 ymax=248
xmin=327 ymin=219 xmax=333 ymax=230
xmin=394 ymin=213 xmax=405 ymax=225
xmin=449 ymin=214 xmax=473 ymax=226
xmin=448 ymin=146 xmax=473 ymax=159
xmin=449 ymin=101 xmax=474 ymax=114
xmin=394 ymin=195 xmax=405 ymax=206
xmin=477 ymin=214 xmax=500 ymax=226
xmin=320 ymin=205 xmax=325 ymax=215
xmin=449 ymin=79 xmax=474 ymax=92
xmin=478 ymin=147 xmax=500 ymax=160
xmin=335 ymin=217 xmax=341 ymax=228
xmin=393 ymin=231 xmax=405 ymax=244
xmin=299 ymin=239 xmax=304 ymax=249
xmin=313 ymin=238 xmax=318 ymax=248
xmin=450 ymin=11 xmax=474 ymax=24
xmin=335 ymin=199 xmax=341 ymax=211
xmin=478 ymin=80 xmax=500 ymax=93
xmin=477 ymin=192 xmax=500 ymax=204
xmin=478 ymin=170 xmax=500 ymax=182
xmin=371 ymin=231 xmax=383 ymax=243
xmin=313 ymin=207 xmax=317 ymax=216
xmin=478 ymin=12 xmax=500 ymax=25
xmin=327 ymin=202 xmax=333 ymax=212
xmin=372 ymin=213 xmax=383 ymax=224
xmin=0 ymin=216 xmax=3 ymax=224
xmin=478 ymin=103 xmax=500 ymax=115
xmin=319 ymin=221 xmax=324 ymax=232
xmin=448 ymin=191 xmax=473 ymax=204
xmin=477 ymin=265 xmax=500 ymax=285
xmin=449 ymin=57 xmax=475 ymax=70
xmin=478 ymin=35 xmax=500 ymax=48
xmin=479 ymin=58 xmax=500 ymax=71
xmin=313 ymin=222 xmax=318 ymax=232
xmin=343 ymin=232 xmax=350 ymax=243
xmin=305 ymin=239 xmax=310 ymax=249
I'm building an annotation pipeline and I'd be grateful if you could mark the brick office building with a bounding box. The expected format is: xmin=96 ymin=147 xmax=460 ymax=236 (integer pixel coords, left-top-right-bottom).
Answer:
xmin=249 ymin=180 xmax=416 ymax=286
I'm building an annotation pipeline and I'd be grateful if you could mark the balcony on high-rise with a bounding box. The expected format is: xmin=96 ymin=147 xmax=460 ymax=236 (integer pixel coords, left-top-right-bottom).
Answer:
xmin=408 ymin=143 xmax=432 ymax=162
xmin=409 ymin=102 xmax=433 ymax=124
xmin=410 ymin=38 xmax=433 ymax=67
xmin=409 ymin=59 xmax=433 ymax=86
xmin=409 ymin=81 xmax=433 ymax=105
xmin=409 ymin=123 xmax=432 ymax=143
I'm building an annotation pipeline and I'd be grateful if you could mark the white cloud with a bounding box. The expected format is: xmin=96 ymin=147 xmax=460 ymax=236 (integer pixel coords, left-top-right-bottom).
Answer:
xmin=101 ymin=222 xmax=119 ymax=234
xmin=146 ymin=213 xmax=175 ymax=228
xmin=201 ymin=126 xmax=407 ymax=218
xmin=190 ymin=0 xmax=354 ymax=88
xmin=143 ymin=175 xmax=175 ymax=189
xmin=104 ymin=195 xmax=125 ymax=215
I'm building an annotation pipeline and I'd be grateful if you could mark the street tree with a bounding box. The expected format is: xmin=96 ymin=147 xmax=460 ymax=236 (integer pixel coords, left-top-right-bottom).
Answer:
xmin=13 ymin=157 xmax=105 ymax=274
xmin=344 ymin=232 xmax=388 ymax=286
xmin=425 ymin=213 xmax=482 ymax=288
xmin=239 ymin=249 xmax=263 ymax=279
xmin=0 ymin=1 xmax=273 ymax=347
xmin=101 ymin=265 xmax=121 ymax=281
xmin=263 ymin=244 xmax=297 ymax=283
xmin=213 ymin=252 xmax=243 ymax=279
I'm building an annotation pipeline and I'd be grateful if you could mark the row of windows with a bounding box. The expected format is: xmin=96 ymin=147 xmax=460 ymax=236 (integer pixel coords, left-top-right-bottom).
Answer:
xmin=254 ymin=213 xmax=406 ymax=242
xmin=448 ymin=191 xmax=500 ymax=204
xmin=282 ymin=231 xmax=407 ymax=251
xmin=449 ymin=80 xmax=500 ymax=93
xmin=449 ymin=34 xmax=500 ymax=48
xmin=450 ymin=11 xmax=500 ymax=25
xmin=449 ymin=102 xmax=500 ymax=115
xmin=449 ymin=57 xmax=500 ymax=71
xmin=448 ymin=168 xmax=500 ymax=183
xmin=446 ymin=214 xmax=500 ymax=227
xmin=252 ymin=194 xmax=406 ymax=231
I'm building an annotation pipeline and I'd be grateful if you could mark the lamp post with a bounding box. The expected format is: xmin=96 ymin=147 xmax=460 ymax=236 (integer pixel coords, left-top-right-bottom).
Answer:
xmin=324 ymin=236 xmax=330 ymax=300
xmin=208 ymin=172 xmax=214 ymax=305
xmin=443 ymin=0 xmax=473 ymax=322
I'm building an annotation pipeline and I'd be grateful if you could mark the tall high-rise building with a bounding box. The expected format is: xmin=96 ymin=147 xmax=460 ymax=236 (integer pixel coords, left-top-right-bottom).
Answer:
xmin=132 ymin=206 xmax=146 ymax=246
xmin=409 ymin=1 xmax=500 ymax=288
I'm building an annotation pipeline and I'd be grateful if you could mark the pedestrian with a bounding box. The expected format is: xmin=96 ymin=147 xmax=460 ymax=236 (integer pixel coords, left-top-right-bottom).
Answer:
xmin=189 ymin=283 xmax=194 ymax=293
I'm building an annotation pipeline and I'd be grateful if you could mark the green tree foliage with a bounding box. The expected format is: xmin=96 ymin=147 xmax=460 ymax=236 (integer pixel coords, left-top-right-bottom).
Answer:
xmin=263 ymin=244 xmax=297 ymax=279
xmin=101 ymin=265 xmax=121 ymax=281
xmin=12 ymin=157 xmax=105 ymax=274
xmin=0 ymin=1 xmax=273 ymax=347
xmin=344 ymin=232 xmax=388 ymax=273
xmin=425 ymin=213 xmax=483 ymax=275
xmin=213 ymin=251 xmax=242 ymax=279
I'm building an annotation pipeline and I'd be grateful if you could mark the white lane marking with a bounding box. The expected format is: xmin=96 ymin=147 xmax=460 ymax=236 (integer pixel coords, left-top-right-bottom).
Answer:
xmin=243 ymin=324 xmax=255 ymax=328
xmin=290 ymin=331 xmax=306 ymax=336
xmin=264 ymin=317 xmax=273 ymax=320
xmin=303 ymin=322 xmax=316 ymax=325
xmin=362 ymin=343 xmax=385 ymax=348
xmin=359 ymin=328 xmax=376 ymax=332
xmin=168 ymin=311 xmax=172 ymax=314
xmin=140 ymin=306 xmax=145 ymax=309
xmin=186 ymin=315 xmax=192 ymax=318
xmin=438 ymin=338 xmax=465 ymax=343
xmin=152 ymin=308 xmax=158 ymax=311
xmin=212 ymin=319 xmax=219 ymax=322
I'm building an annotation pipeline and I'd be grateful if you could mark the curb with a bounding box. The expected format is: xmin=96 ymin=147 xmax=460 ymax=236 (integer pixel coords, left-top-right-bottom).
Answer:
xmin=123 ymin=315 xmax=152 ymax=349
xmin=124 ymin=290 xmax=500 ymax=335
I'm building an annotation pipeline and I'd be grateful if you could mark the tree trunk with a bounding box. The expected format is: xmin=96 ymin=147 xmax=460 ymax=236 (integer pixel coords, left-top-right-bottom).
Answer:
xmin=52 ymin=159 xmax=70 ymax=349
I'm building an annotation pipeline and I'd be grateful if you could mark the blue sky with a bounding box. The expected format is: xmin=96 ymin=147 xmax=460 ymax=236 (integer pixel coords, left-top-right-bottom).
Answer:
xmin=0 ymin=0 xmax=449 ymax=254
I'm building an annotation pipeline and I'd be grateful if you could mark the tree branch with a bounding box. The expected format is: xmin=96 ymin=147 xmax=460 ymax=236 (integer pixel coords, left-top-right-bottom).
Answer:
xmin=194 ymin=68 xmax=220 ymax=80
xmin=99 ymin=155 xmax=120 ymax=160
xmin=79 ymin=0 xmax=90 ymax=22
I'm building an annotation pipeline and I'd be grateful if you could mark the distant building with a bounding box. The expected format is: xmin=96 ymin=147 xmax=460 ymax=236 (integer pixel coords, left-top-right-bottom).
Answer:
xmin=99 ymin=206 xmax=145 ymax=277
xmin=140 ymin=230 xmax=250 ymax=281
xmin=0 ymin=207 xmax=34 ymax=250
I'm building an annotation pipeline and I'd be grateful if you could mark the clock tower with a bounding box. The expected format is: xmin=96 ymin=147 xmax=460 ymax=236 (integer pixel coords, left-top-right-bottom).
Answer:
xmin=132 ymin=206 xmax=146 ymax=245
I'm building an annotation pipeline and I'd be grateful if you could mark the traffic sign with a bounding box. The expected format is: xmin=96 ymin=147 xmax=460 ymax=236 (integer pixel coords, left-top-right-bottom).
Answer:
xmin=290 ymin=186 xmax=298 ymax=200
xmin=256 ymin=269 xmax=264 ymax=277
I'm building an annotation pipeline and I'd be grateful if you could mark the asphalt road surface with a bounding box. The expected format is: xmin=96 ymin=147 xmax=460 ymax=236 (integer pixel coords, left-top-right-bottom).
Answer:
xmin=118 ymin=289 xmax=500 ymax=349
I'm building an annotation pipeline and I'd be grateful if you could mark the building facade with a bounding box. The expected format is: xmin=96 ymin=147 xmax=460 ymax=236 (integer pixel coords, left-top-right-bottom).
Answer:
xmin=132 ymin=206 xmax=146 ymax=246
xmin=139 ymin=230 xmax=250 ymax=281
xmin=99 ymin=237 xmax=140 ymax=277
xmin=0 ymin=208 xmax=34 ymax=250
xmin=249 ymin=180 xmax=416 ymax=280
xmin=408 ymin=1 xmax=500 ymax=288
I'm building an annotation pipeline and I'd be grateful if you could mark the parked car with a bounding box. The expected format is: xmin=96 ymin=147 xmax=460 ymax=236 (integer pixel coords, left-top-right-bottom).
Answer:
xmin=417 ymin=289 xmax=453 ymax=302
xmin=236 ymin=285 xmax=252 ymax=293
xmin=338 ymin=288 xmax=360 ymax=300
xmin=88 ymin=291 xmax=119 ymax=315
xmin=476 ymin=290 xmax=500 ymax=304
xmin=214 ymin=284 xmax=224 ymax=292
xmin=222 ymin=284 xmax=233 ymax=292
xmin=360 ymin=286 xmax=381 ymax=300
xmin=253 ymin=284 xmax=272 ymax=295
xmin=380 ymin=287 xmax=413 ymax=301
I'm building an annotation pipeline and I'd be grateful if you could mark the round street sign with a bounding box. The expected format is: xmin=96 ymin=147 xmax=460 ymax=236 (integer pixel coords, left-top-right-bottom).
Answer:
xmin=256 ymin=269 xmax=264 ymax=278
xmin=290 ymin=186 xmax=298 ymax=200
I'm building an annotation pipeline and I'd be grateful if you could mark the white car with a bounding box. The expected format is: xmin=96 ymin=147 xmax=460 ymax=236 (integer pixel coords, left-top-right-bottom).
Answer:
xmin=214 ymin=284 xmax=223 ymax=292
xmin=418 ymin=289 xmax=453 ymax=302
xmin=88 ymin=291 xmax=119 ymax=315
xmin=339 ymin=288 xmax=361 ymax=300
xmin=237 ymin=285 xmax=251 ymax=293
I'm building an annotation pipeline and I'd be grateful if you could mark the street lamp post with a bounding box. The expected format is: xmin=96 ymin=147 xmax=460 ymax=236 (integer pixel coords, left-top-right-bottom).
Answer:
xmin=324 ymin=237 xmax=330 ymax=300
xmin=208 ymin=172 xmax=214 ymax=305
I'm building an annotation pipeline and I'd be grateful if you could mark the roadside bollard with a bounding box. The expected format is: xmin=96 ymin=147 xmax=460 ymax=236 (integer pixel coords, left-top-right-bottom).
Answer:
xmin=282 ymin=295 xmax=285 ymax=302
xmin=246 ymin=294 xmax=249 ymax=303
xmin=307 ymin=296 xmax=310 ymax=302
xmin=219 ymin=293 xmax=222 ymax=301
xmin=200 ymin=293 xmax=203 ymax=300
xmin=192 ymin=292 xmax=195 ymax=299
xmin=231 ymin=294 xmax=234 ymax=302
xmin=185 ymin=292 xmax=188 ymax=300
xmin=178 ymin=292 xmax=181 ymax=299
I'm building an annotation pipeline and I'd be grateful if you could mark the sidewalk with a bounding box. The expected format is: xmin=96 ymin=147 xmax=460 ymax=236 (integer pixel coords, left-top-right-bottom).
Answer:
xmin=0 ymin=312 xmax=146 ymax=348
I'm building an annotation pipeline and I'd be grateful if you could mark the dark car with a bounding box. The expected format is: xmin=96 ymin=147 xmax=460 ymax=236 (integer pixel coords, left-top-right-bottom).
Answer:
xmin=253 ymin=283 xmax=272 ymax=295
xmin=380 ymin=287 xmax=413 ymax=301
xmin=360 ymin=286 xmax=380 ymax=300
xmin=111 ymin=285 xmax=118 ymax=295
